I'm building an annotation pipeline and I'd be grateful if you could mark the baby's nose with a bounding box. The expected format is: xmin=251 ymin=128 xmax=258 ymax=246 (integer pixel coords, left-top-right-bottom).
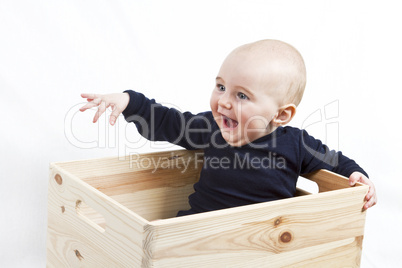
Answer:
xmin=218 ymin=94 xmax=232 ymax=109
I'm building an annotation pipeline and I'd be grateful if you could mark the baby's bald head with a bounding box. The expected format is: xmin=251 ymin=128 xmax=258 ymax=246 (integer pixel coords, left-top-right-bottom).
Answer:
xmin=229 ymin=39 xmax=306 ymax=106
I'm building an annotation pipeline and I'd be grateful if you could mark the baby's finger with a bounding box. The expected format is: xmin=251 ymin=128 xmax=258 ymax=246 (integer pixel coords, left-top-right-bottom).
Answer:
xmin=109 ymin=106 xmax=121 ymax=126
xmin=359 ymin=177 xmax=374 ymax=198
xmin=364 ymin=196 xmax=376 ymax=210
xmin=348 ymin=173 xmax=361 ymax=186
xmin=365 ymin=183 xmax=374 ymax=200
xmin=81 ymin=93 xmax=100 ymax=100
xmin=79 ymin=101 xmax=100 ymax=112
xmin=364 ymin=184 xmax=377 ymax=210
xmin=93 ymin=101 xmax=107 ymax=123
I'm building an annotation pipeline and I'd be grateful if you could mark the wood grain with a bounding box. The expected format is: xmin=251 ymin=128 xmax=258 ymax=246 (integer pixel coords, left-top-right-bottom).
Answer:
xmin=47 ymin=149 xmax=368 ymax=267
xmin=145 ymin=184 xmax=367 ymax=267
xmin=47 ymin=165 xmax=147 ymax=267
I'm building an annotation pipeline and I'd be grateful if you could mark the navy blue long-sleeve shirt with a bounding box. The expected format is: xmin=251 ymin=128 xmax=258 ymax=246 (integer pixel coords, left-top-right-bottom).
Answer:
xmin=122 ymin=90 xmax=368 ymax=216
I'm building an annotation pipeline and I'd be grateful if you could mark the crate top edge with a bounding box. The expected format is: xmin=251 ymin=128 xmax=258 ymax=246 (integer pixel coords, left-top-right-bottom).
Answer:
xmin=49 ymin=149 xmax=202 ymax=166
xmin=148 ymin=184 xmax=368 ymax=227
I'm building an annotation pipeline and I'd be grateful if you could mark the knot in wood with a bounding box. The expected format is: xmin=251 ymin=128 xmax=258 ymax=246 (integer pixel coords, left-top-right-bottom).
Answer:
xmin=54 ymin=174 xmax=63 ymax=185
xmin=75 ymin=249 xmax=84 ymax=261
xmin=274 ymin=218 xmax=281 ymax=226
xmin=280 ymin=231 xmax=292 ymax=243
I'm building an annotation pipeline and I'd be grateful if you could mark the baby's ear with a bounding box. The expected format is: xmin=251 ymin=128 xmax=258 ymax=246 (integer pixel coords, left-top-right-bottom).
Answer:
xmin=272 ymin=104 xmax=296 ymax=126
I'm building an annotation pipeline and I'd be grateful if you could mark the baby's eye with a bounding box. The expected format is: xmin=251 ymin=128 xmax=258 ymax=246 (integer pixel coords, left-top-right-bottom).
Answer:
xmin=217 ymin=84 xmax=226 ymax=91
xmin=237 ymin=92 xmax=249 ymax=100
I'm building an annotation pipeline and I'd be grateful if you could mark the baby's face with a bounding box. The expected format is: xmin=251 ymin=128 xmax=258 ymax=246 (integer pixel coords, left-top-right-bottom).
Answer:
xmin=210 ymin=51 xmax=285 ymax=147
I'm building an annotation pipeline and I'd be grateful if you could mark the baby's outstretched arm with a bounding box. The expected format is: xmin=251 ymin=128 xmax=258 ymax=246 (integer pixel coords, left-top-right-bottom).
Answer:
xmin=349 ymin=172 xmax=377 ymax=210
xmin=80 ymin=93 xmax=130 ymax=125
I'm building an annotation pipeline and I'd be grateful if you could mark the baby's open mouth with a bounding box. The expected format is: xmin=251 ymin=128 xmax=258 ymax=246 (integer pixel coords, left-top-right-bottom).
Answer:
xmin=223 ymin=115 xmax=238 ymax=129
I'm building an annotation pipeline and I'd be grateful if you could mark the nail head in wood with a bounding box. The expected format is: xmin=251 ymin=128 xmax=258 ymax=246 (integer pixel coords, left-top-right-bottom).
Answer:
xmin=54 ymin=174 xmax=63 ymax=185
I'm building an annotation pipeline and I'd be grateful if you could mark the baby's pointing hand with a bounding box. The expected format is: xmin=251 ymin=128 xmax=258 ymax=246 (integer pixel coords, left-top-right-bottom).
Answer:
xmin=79 ymin=93 xmax=130 ymax=125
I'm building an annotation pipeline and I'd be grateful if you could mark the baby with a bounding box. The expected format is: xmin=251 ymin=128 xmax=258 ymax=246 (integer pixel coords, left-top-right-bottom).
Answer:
xmin=80 ymin=39 xmax=377 ymax=215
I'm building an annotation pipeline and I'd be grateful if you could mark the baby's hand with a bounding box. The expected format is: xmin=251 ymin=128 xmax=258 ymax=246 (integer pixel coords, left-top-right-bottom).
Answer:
xmin=349 ymin=172 xmax=377 ymax=210
xmin=80 ymin=93 xmax=130 ymax=125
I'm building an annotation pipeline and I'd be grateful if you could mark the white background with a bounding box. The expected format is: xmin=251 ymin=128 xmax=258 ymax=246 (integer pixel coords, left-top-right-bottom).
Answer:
xmin=1 ymin=0 xmax=401 ymax=267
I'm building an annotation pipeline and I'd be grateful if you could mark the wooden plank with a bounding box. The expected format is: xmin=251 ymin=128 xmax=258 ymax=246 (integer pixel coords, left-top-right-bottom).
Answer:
xmin=289 ymin=236 xmax=363 ymax=268
xmin=78 ymin=168 xmax=200 ymax=197
xmin=149 ymin=236 xmax=363 ymax=268
xmin=110 ymin=184 xmax=193 ymax=221
xmin=145 ymin=184 xmax=368 ymax=267
xmin=295 ymin=187 xmax=312 ymax=196
xmin=303 ymin=169 xmax=364 ymax=192
xmin=47 ymin=164 xmax=148 ymax=267
xmin=55 ymin=149 xmax=203 ymax=179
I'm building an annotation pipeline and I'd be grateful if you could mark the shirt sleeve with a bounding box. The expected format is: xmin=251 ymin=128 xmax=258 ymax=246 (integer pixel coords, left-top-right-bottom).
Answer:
xmin=122 ymin=90 xmax=211 ymax=150
xmin=299 ymin=129 xmax=369 ymax=178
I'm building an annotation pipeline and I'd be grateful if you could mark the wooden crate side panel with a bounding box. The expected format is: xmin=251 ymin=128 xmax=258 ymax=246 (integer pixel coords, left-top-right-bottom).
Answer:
xmin=294 ymin=187 xmax=312 ymax=196
xmin=110 ymin=184 xmax=193 ymax=221
xmin=149 ymin=236 xmax=362 ymax=268
xmin=289 ymin=236 xmax=363 ymax=268
xmin=55 ymin=150 xmax=203 ymax=184
xmin=302 ymin=169 xmax=362 ymax=192
xmin=47 ymin=165 xmax=147 ymax=267
xmin=78 ymin=168 xmax=198 ymax=221
xmin=79 ymin=167 xmax=201 ymax=197
xmin=46 ymin=214 xmax=125 ymax=268
xmin=233 ymin=236 xmax=363 ymax=268
xmin=146 ymin=186 xmax=368 ymax=267
xmin=55 ymin=150 xmax=202 ymax=221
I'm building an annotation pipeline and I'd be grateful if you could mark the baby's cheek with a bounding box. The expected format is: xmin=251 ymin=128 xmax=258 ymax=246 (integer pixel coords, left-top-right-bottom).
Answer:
xmin=209 ymin=92 xmax=219 ymax=110
xmin=242 ymin=116 xmax=271 ymax=140
xmin=242 ymin=115 xmax=267 ymax=130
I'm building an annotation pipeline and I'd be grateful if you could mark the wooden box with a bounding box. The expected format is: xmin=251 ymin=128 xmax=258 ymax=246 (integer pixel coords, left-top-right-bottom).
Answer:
xmin=47 ymin=150 xmax=368 ymax=267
